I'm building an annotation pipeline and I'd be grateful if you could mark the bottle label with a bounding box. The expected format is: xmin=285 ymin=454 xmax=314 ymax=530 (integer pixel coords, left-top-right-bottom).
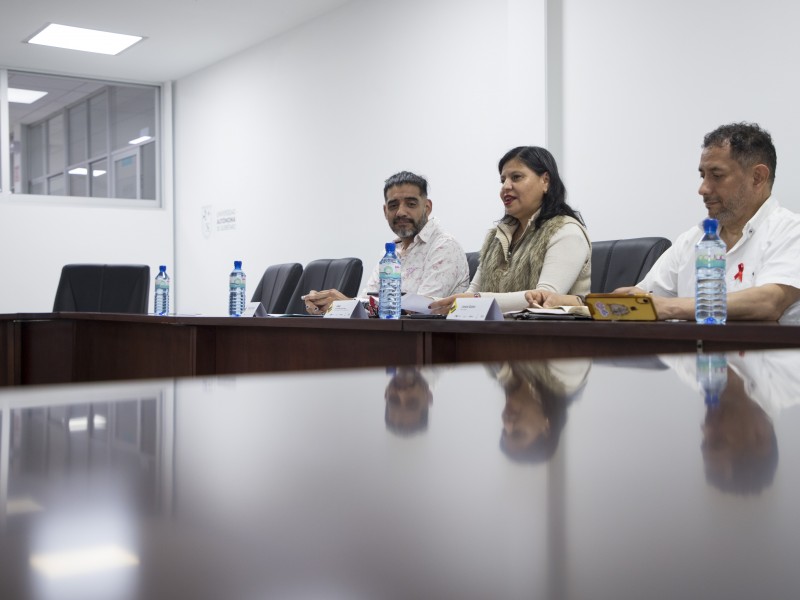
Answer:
xmin=696 ymin=257 xmax=725 ymax=269
xmin=230 ymin=276 xmax=245 ymax=288
xmin=156 ymin=281 xmax=169 ymax=290
xmin=380 ymin=264 xmax=401 ymax=279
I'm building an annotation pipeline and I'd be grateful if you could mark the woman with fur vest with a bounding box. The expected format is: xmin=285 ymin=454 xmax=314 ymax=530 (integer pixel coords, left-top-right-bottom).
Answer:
xmin=430 ymin=146 xmax=590 ymax=314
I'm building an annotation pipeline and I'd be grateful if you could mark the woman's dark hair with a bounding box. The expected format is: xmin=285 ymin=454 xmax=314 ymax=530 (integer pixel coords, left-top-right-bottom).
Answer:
xmin=499 ymin=372 xmax=570 ymax=464
xmin=498 ymin=146 xmax=584 ymax=229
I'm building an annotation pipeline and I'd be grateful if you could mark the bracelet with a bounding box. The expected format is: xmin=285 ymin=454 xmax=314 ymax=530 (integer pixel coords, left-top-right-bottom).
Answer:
xmin=575 ymin=294 xmax=585 ymax=305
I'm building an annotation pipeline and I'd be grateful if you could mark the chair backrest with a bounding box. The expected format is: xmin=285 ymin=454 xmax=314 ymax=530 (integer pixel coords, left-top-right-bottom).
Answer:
xmin=465 ymin=251 xmax=480 ymax=283
xmin=285 ymin=258 xmax=364 ymax=314
xmin=53 ymin=264 xmax=151 ymax=313
xmin=591 ymin=237 xmax=672 ymax=293
xmin=250 ymin=263 xmax=303 ymax=313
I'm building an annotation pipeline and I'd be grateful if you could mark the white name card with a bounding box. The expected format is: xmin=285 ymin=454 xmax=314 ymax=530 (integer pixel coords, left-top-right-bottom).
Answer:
xmin=324 ymin=299 xmax=368 ymax=319
xmin=242 ymin=301 xmax=268 ymax=317
xmin=447 ymin=297 xmax=503 ymax=321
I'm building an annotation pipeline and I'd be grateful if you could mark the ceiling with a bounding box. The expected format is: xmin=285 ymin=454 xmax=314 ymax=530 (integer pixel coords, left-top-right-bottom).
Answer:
xmin=2 ymin=0 xmax=353 ymax=132
xmin=0 ymin=0 xmax=353 ymax=83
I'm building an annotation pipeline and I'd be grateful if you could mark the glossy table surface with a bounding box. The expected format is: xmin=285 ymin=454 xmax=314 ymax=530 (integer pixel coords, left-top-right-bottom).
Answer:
xmin=1 ymin=348 xmax=800 ymax=599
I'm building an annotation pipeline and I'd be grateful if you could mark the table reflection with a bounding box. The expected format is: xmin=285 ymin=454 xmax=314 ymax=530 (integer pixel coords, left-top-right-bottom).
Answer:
xmin=667 ymin=350 xmax=800 ymax=495
xmin=491 ymin=359 xmax=590 ymax=462
xmin=703 ymin=359 xmax=778 ymax=494
xmin=383 ymin=367 xmax=434 ymax=434
xmin=2 ymin=350 xmax=800 ymax=599
xmin=0 ymin=382 xmax=170 ymax=600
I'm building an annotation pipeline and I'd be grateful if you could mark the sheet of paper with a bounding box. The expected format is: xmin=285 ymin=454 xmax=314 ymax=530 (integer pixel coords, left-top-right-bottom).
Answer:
xmin=401 ymin=293 xmax=434 ymax=315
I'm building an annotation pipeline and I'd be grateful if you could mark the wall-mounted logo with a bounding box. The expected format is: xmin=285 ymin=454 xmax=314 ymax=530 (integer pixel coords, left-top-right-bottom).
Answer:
xmin=201 ymin=205 xmax=213 ymax=239
xmin=216 ymin=209 xmax=236 ymax=232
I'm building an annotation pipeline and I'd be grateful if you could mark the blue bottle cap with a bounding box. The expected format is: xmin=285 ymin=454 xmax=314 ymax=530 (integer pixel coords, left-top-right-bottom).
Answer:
xmin=385 ymin=242 xmax=396 ymax=253
xmin=234 ymin=260 xmax=242 ymax=269
xmin=159 ymin=265 xmax=166 ymax=272
xmin=702 ymin=218 xmax=719 ymax=234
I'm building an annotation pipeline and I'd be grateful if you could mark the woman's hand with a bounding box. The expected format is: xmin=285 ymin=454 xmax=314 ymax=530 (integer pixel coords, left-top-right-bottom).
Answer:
xmin=524 ymin=289 xmax=582 ymax=308
xmin=428 ymin=293 xmax=472 ymax=315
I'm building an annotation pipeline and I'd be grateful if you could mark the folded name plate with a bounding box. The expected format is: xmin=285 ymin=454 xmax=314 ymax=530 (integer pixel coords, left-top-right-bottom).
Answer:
xmin=325 ymin=299 xmax=368 ymax=319
xmin=242 ymin=302 xmax=268 ymax=317
xmin=447 ymin=297 xmax=503 ymax=321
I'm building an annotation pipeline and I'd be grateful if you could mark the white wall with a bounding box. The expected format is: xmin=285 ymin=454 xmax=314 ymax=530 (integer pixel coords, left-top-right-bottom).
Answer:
xmin=558 ymin=0 xmax=800 ymax=242
xmin=174 ymin=0 xmax=547 ymax=315
xmin=0 ymin=85 xmax=174 ymax=314
xmin=0 ymin=200 xmax=173 ymax=313
xmin=4 ymin=1 xmax=800 ymax=316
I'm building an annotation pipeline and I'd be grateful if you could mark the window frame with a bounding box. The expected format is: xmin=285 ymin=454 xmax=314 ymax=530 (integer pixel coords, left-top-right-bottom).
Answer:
xmin=0 ymin=68 xmax=170 ymax=209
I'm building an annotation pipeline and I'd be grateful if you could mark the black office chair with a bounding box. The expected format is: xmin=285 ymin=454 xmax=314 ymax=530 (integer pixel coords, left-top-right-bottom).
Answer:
xmin=53 ymin=264 xmax=151 ymax=313
xmin=250 ymin=263 xmax=303 ymax=313
xmin=466 ymin=251 xmax=480 ymax=283
xmin=285 ymin=258 xmax=363 ymax=314
xmin=590 ymin=237 xmax=672 ymax=293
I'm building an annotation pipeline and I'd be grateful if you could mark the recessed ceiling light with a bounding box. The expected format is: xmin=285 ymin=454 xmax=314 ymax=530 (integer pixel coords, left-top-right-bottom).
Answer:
xmin=8 ymin=88 xmax=48 ymax=104
xmin=26 ymin=23 xmax=143 ymax=56
xmin=68 ymin=168 xmax=107 ymax=177
xmin=128 ymin=135 xmax=152 ymax=145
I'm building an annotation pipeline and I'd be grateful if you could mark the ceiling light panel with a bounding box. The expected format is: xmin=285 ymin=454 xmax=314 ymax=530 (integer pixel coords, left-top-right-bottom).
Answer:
xmin=26 ymin=23 xmax=143 ymax=56
xmin=8 ymin=88 xmax=48 ymax=104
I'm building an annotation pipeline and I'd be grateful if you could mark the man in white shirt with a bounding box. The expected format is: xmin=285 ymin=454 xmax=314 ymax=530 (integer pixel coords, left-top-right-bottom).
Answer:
xmin=303 ymin=171 xmax=469 ymax=314
xmin=621 ymin=122 xmax=800 ymax=323
xmin=526 ymin=123 xmax=800 ymax=322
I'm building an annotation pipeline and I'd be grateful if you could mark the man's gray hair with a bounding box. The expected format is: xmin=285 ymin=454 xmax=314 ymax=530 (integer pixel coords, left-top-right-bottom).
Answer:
xmin=383 ymin=171 xmax=428 ymax=199
xmin=703 ymin=122 xmax=777 ymax=185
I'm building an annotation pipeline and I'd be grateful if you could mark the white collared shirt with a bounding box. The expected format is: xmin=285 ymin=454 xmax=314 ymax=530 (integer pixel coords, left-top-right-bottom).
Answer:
xmin=362 ymin=217 xmax=470 ymax=297
xmin=638 ymin=197 xmax=800 ymax=323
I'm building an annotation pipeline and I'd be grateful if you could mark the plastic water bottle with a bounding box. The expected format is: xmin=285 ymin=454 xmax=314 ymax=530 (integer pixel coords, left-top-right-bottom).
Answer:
xmin=378 ymin=242 xmax=402 ymax=319
xmin=696 ymin=353 xmax=728 ymax=407
xmin=695 ymin=218 xmax=727 ymax=324
xmin=154 ymin=265 xmax=170 ymax=315
xmin=229 ymin=260 xmax=246 ymax=317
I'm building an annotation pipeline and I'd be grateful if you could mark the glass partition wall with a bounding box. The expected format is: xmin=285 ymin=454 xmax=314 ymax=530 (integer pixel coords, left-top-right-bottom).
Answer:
xmin=2 ymin=69 xmax=160 ymax=204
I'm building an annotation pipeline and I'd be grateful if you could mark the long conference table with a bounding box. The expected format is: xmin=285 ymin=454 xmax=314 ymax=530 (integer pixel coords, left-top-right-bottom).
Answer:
xmin=3 ymin=312 xmax=800 ymax=385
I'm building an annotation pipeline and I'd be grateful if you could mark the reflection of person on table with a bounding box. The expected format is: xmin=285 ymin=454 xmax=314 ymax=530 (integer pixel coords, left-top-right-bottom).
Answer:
xmin=384 ymin=367 xmax=433 ymax=435
xmin=701 ymin=361 xmax=777 ymax=494
xmin=666 ymin=350 xmax=800 ymax=494
xmin=490 ymin=359 xmax=590 ymax=462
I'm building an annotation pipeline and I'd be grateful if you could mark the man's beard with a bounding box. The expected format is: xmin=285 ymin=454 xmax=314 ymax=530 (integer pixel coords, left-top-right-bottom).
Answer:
xmin=706 ymin=182 xmax=748 ymax=226
xmin=391 ymin=212 xmax=428 ymax=239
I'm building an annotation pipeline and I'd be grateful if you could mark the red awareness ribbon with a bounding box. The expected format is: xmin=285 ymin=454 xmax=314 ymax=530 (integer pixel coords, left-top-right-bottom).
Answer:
xmin=734 ymin=263 xmax=744 ymax=282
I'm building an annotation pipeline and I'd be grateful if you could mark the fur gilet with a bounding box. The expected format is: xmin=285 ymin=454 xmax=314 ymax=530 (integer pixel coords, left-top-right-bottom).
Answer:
xmin=479 ymin=215 xmax=586 ymax=293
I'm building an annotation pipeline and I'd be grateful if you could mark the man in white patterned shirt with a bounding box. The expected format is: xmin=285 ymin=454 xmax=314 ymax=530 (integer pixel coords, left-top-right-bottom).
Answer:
xmin=303 ymin=171 xmax=469 ymax=314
